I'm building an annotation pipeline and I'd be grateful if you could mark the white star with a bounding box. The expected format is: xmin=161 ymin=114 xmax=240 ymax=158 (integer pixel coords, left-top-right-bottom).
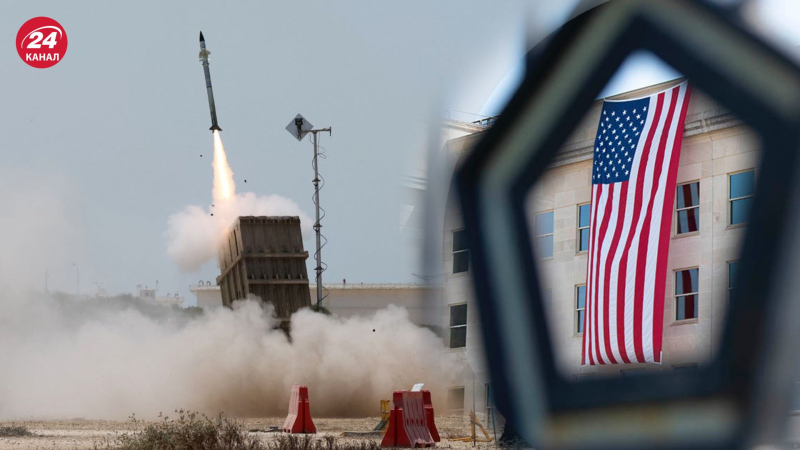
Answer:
xmin=626 ymin=116 xmax=631 ymax=121
xmin=640 ymin=120 xmax=644 ymax=124
xmin=633 ymin=127 xmax=637 ymax=131
xmin=630 ymin=145 xmax=635 ymax=149
xmin=628 ymin=139 xmax=632 ymax=143
xmin=628 ymin=157 xmax=632 ymax=162
xmin=607 ymin=173 xmax=611 ymax=178
xmin=615 ymin=117 xmax=620 ymax=122
xmin=622 ymin=165 xmax=626 ymax=169
xmin=603 ymin=129 xmax=606 ymax=134
xmin=617 ymin=159 xmax=621 ymax=163
xmin=619 ymin=123 xmax=623 ymax=127
xmin=622 ymin=110 xmax=627 ymax=115
xmin=636 ymin=114 xmax=641 ymax=119
xmin=606 ymin=117 xmax=610 ymax=122
xmin=625 ymin=170 xmax=629 ymax=175
xmin=603 ymin=110 xmax=607 ymax=115
xmin=633 ymin=109 xmax=637 ymax=114
xmin=624 ymin=152 xmax=628 ymax=156
xmin=611 ymin=111 xmax=615 ymax=116
xmin=643 ymin=106 xmax=647 ymax=111
xmin=605 ymin=136 xmax=609 ymax=141
xmin=635 ymin=132 xmax=640 ymax=136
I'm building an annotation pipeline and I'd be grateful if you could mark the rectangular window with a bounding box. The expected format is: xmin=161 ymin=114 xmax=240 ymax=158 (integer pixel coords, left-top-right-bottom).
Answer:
xmin=485 ymin=384 xmax=495 ymax=425
xmin=728 ymin=260 xmax=739 ymax=300
xmin=576 ymin=285 xmax=586 ymax=334
xmin=534 ymin=211 xmax=554 ymax=258
xmin=729 ymin=170 xmax=755 ymax=225
xmin=449 ymin=304 xmax=467 ymax=349
xmin=676 ymin=182 xmax=699 ymax=234
xmin=577 ymin=204 xmax=591 ymax=252
xmin=622 ymin=368 xmax=646 ymax=377
xmin=675 ymin=268 xmax=699 ymax=320
xmin=447 ymin=386 xmax=465 ymax=415
xmin=452 ymin=230 xmax=469 ymax=274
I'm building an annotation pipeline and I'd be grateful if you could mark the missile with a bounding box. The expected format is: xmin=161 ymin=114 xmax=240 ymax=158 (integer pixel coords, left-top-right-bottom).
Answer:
xmin=199 ymin=31 xmax=222 ymax=132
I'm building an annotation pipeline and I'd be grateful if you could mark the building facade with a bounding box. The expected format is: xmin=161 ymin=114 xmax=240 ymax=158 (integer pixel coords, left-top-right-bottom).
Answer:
xmin=441 ymin=79 xmax=759 ymax=416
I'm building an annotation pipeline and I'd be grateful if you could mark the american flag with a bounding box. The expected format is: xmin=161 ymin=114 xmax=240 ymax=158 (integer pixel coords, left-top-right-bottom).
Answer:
xmin=582 ymin=81 xmax=692 ymax=365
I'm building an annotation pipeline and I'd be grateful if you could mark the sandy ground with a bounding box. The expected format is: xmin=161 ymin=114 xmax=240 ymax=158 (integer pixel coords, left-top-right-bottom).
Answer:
xmin=0 ymin=415 xmax=502 ymax=449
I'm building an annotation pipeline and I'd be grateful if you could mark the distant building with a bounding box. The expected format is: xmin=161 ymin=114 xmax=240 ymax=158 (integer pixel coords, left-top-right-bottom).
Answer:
xmin=188 ymin=282 xmax=440 ymax=326
xmin=135 ymin=285 xmax=184 ymax=307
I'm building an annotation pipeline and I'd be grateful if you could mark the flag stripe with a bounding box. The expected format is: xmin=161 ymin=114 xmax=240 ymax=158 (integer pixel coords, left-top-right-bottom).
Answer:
xmin=652 ymin=84 xmax=692 ymax=359
xmin=582 ymin=81 xmax=691 ymax=366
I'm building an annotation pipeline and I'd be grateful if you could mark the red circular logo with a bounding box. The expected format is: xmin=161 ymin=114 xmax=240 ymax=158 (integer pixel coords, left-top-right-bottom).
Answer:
xmin=16 ymin=17 xmax=68 ymax=69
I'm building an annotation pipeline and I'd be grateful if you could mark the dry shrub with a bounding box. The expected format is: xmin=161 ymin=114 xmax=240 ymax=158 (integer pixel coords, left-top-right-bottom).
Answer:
xmin=0 ymin=425 xmax=33 ymax=437
xmin=99 ymin=410 xmax=381 ymax=450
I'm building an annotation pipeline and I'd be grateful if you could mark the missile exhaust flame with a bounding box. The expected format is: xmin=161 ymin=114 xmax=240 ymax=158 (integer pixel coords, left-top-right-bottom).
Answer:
xmin=212 ymin=130 xmax=235 ymax=205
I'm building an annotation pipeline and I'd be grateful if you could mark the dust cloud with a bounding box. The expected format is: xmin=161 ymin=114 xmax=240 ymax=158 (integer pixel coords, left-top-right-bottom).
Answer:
xmin=0 ymin=292 xmax=457 ymax=420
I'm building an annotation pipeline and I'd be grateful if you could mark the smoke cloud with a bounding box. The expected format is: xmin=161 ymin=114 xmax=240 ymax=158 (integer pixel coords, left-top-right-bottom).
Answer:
xmin=166 ymin=193 xmax=312 ymax=272
xmin=0 ymin=292 xmax=457 ymax=420
xmin=166 ymin=132 xmax=312 ymax=272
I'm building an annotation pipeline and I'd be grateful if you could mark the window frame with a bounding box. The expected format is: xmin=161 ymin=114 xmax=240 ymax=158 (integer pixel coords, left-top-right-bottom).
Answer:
xmin=674 ymin=267 xmax=700 ymax=322
xmin=728 ymin=169 xmax=756 ymax=227
xmin=575 ymin=284 xmax=586 ymax=336
xmin=576 ymin=203 xmax=591 ymax=253
xmin=727 ymin=260 xmax=739 ymax=303
xmin=674 ymin=181 xmax=700 ymax=236
xmin=449 ymin=303 xmax=468 ymax=349
xmin=447 ymin=386 xmax=466 ymax=415
xmin=534 ymin=210 xmax=555 ymax=259
xmin=451 ymin=229 xmax=469 ymax=274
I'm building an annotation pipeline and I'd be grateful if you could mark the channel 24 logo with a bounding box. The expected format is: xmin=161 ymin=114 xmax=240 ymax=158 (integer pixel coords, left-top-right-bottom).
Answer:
xmin=16 ymin=17 xmax=68 ymax=69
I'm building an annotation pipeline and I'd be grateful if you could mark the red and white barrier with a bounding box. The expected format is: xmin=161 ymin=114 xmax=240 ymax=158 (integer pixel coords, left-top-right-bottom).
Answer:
xmin=421 ymin=390 xmax=440 ymax=442
xmin=283 ymin=385 xmax=316 ymax=434
xmin=381 ymin=390 xmax=435 ymax=447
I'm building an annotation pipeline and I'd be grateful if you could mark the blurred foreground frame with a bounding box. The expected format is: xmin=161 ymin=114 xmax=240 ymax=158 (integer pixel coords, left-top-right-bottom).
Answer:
xmin=455 ymin=1 xmax=800 ymax=449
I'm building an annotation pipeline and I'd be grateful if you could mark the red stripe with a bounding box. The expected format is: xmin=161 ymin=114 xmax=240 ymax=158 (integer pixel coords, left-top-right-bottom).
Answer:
xmin=601 ymin=183 xmax=627 ymax=365
xmin=633 ymin=86 xmax=679 ymax=363
xmin=583 ymin=185 xmax=603 ymax=365
xmin=593 ymin=186 xmax=614 ymax=365
xmin=652 ymin=84 xmax=692 ymax=361
xmin=615 ymin=92 xmax=665 ymax=363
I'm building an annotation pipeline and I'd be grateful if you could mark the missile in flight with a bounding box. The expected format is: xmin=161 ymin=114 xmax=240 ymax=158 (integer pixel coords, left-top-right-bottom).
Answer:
xmin=199 ymin=31 xmax=222 ymax=132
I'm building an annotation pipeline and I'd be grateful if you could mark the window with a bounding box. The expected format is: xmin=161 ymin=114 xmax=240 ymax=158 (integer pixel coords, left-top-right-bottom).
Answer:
xmin=675 ymin=268 xmax=699 ymax=321
xmin=676 ymin=182 xmax=699 ymax=234
xmin=673 ymin=364 xmax=698 ymax=371
xmin=576 ymin=285 xmax=586 ymax=334
xmin=622 ymin=368 xmax=646 ymax=377
xmin=577 ymin=204 xmax=591 ymax=252
xmin=534 ymin=211 xmax=554 ymax=258
xmin=485 ymin=384 xmax=495 ymax=424
xmin=728 ymin=261 xmax=739 ymax=300
xmin=449 ymin=304 xmax=467 ymax=349
xmin=729 ymin=170 xmax=755 ymax=225
xmin=447 ymin=386 xmax=465 ymax=415
xmin=452 ymin=230 xmax=469 ymax=274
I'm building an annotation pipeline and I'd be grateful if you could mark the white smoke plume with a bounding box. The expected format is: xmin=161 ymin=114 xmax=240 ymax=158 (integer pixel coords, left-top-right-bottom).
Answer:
xmin=0 ymin=291 xmax=457 ymax=419
xmin=167 ymin=131 xmax=312 ymax=271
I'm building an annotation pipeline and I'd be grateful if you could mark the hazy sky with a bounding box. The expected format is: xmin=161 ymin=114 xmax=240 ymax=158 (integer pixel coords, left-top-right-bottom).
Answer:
xmin=2 ymin=1 xmax=796 ymax=302
xmin=0 ymin=1 xmax=548 ymax=299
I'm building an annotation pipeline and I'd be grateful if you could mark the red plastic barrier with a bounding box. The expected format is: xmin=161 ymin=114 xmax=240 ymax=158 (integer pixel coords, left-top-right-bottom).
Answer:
xmin=381 ymin=391 xmax=435 ymax=448
xmin=421 ymin=390 xmax=440 ymax=442
xmin=283 ymin=385 xmax=316 ymax=434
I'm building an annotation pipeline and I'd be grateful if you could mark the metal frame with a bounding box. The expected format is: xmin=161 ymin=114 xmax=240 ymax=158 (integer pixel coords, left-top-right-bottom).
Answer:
xmin=674 ymin=266 xmax=700 ymax=322
xmin=454 ymin=1 xmax=800 ymax=448
xmin=674 ymin=180 xmax=700 ymax=236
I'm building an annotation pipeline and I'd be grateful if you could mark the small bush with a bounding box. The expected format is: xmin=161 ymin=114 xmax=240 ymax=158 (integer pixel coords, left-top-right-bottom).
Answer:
xmin=267 ymin=435 xmax=380 ymax=450
xmin=0 ymin=425 xmax=33 ymax=437
xmin=102 ymin=410 xmax=262 ymax=450
xmin=99 ymin=411 xmax=381 ymax=450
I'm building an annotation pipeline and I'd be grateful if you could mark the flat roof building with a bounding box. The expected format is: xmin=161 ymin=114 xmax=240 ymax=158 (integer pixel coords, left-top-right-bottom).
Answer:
xmin=440 ymin=79 xmax=759 ymax=418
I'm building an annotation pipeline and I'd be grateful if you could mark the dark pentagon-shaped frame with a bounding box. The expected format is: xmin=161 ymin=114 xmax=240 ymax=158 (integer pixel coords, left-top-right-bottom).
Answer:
xmin=455 ymin=1 xmax=800 ymax=448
